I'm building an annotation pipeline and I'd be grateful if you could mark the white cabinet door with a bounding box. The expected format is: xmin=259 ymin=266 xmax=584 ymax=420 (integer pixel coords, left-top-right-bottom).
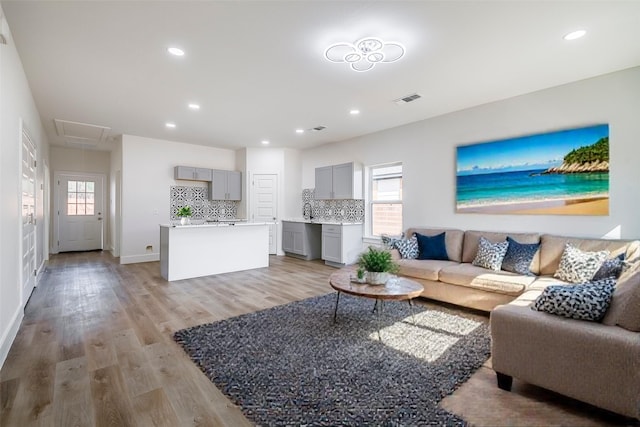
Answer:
xmin=332 ymin=162 xmax=355 ymax=199
xmin=314 ymin=166 xmax=333 ymax=199
xmin=227 ymin=171 xmax=242 ymax=200
xmin=322 ymin=231 xmax=342 ymax=263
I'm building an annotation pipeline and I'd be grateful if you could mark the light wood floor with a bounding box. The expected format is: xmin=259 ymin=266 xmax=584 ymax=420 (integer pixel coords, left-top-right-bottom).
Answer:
xmin=1 ymin=252 xmax=637 ymax=426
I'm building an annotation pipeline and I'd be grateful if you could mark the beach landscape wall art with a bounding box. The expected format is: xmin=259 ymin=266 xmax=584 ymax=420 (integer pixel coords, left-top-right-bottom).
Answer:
xmin=456 ymin=124 xmax=609 ymax=215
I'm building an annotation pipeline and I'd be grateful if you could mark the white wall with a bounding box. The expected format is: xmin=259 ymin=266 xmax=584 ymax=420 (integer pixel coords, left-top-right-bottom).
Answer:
xmin=0 ymin=7 xmax=50 ymax=368
xmin=301 ymin=67 xmax=640 ymax=240
xmin=109 ymin=136 xmax=123 ymax=256
xmin=50 ymin=146 xmax=111 ymax=251
xmin=120 ymin=134 xmax=235 ymax=264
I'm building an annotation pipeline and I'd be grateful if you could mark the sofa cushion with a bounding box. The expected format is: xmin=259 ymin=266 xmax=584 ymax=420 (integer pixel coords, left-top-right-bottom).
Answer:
xmin=415 ymin=232 xmax=449 ymax=261
xmin=592 ymin=253 xmax=625 ymax=281
xmin=439 ymin=263 xmax=534 ymax=295
xmin=554 ymin=244 xmax=608 ymax=283
xmin=617 ymin=277 xmax=640 ymax=332
xmin=395 ymin=236 xmax=418 ymax=259
xmin=528 ymin=276 xmax=571 ymax=292
xmin=602 ymin=269 xmax=640 ymax=330
xmin=539 ymin=234 xmax=639 ymax=276
xmin=407 ymin=228 xmax=464 ymax=262
xmin=397 ymin=259 xmax=458 ymax=281
xmin=502 ymin=236 xmax=540 ymax=276
xmin=531 ymin=278 xmax=616 ymax=322
xmin=472 ymin=237 xmax=508 ymax=271
xmin=462 ymin=230 xmax=541 ymax=274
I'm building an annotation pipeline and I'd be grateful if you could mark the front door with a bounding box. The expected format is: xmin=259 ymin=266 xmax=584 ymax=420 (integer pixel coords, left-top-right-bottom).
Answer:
xmin=21 ymin=129 xmax=37 ymax=305
xmin=251 ymin=174 xmax=278 ymax=254
xmin=56 ymin=173 xmax=104 ymax=252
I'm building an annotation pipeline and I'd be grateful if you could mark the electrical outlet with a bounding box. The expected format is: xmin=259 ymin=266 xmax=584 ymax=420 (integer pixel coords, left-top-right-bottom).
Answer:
xmin=146 ymin=245 xmax=153 ymax=252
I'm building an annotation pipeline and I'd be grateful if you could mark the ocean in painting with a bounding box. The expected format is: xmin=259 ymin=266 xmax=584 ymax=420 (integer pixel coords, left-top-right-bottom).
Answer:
xmin=456 ymin=169 xmax=609 ymax=209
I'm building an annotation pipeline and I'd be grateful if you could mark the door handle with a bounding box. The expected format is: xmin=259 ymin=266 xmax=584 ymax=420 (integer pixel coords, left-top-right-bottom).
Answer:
xmin=98 ymin=218 xmax=103 ymax=221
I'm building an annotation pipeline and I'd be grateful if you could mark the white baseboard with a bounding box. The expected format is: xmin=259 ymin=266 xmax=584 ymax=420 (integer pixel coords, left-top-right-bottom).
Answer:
xmin=120 ymin=253 xmax=159 ymax=264
xmin=0 ymin=307 xmax=24 ymax=370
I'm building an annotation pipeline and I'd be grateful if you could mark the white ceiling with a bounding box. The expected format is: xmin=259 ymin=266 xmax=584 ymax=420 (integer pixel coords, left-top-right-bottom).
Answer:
xmin=3 ymin=1 xmax=640 ymax=151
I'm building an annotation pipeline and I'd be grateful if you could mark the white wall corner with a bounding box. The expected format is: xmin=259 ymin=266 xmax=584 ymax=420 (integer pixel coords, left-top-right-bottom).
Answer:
xmin=0 ymin=307 xmax=24 ymax=371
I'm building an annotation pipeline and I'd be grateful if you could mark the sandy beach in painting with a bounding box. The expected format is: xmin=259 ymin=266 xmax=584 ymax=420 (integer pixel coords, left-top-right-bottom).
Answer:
xmin=456 ymin=196 xmax=609 ymax=215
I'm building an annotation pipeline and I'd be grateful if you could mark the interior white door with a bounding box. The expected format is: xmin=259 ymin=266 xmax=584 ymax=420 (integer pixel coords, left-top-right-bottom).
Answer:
xmin=21 ymin=130 xmax=37 ymax=305
xmin=251 ymin=174 xmax=278 ymax=254
xmin=57 ymin=174 xmax=104 ymax=252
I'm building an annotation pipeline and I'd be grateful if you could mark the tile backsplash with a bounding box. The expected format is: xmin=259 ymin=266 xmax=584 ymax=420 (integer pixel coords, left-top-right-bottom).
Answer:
xmin=170 ymin=186 xmax=238 ymax=220
xmin=302 ymin=188 xmax=364 ymax=223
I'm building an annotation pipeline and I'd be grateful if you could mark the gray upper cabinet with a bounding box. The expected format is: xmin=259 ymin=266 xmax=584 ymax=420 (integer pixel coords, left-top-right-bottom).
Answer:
xmin=209 ymin=169 xmax=241 ymax=200
xmin=314 ymin=162 xmax=362 ymax=199
xmin=174 ymin=166 xmax=212 ymax=181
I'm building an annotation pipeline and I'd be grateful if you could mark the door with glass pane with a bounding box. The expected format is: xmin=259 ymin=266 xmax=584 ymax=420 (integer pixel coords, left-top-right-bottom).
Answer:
xmin=57 ymin=174 xmax=104 ymax=252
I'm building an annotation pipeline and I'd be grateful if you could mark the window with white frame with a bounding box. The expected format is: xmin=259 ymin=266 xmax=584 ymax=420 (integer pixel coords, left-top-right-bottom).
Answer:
xmin=369 ymin=163 xmax=402 ymax=237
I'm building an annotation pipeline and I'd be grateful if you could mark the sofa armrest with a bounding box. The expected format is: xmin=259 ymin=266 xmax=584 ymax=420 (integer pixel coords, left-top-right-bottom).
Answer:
xmin=491 ymin=303 xmax=640 ymax=419
xmin=390 ymin=248 xmax=401 ymax=261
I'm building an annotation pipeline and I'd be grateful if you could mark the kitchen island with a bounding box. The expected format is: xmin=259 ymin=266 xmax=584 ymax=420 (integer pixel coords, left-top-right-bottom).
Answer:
xmin=159 ymin=222 xmax=271 ymax=281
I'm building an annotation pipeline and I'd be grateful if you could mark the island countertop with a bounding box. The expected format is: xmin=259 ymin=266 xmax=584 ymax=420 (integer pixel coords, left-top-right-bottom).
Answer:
xmin=160 ymin=221 xmax=275 ymax=228
xmin=159 ymin=222 xmax=270 ymax=281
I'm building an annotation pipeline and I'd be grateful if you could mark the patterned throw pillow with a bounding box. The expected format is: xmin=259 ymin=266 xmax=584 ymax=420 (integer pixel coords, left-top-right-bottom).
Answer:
xmin=554 ymin=244 xmax=609 ymax=283
xmin=395 ymin=235 xmax=419 ymax=259
xmin=472 ymin=237 xmax=509 ymax=271
xmin=531 ymin=278 xmax=616 ymax=321
xmin=381 ymin=233 xmax=404 ymax=250
xmin=501 ymin=236 xmax=539 ymax=276
xmin=592 ymin=253 xmax=625 ymax=281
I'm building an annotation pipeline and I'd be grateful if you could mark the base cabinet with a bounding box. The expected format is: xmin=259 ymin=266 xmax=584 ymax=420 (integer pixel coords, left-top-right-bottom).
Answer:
xmin=282 ymin=221 xmax=321 ymax=260
xmin=321 ymin=223 xmax=363 ymax=266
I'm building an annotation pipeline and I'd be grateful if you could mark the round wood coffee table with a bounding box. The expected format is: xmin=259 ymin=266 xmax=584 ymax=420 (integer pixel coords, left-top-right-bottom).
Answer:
xmin=328 ymin=269 xmax=424 ymax=327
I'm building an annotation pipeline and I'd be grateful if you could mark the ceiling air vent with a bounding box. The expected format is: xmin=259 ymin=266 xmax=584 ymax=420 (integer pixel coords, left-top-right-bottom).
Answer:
xmin=311 ymin=126 xmax=326 ymax=132
xmin=394 ymin=93 xmax=422 ymax=105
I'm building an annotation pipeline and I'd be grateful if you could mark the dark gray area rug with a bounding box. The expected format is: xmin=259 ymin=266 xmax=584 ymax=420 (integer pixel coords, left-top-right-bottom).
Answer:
xmin=173 ymin=293 xmax=491 ymax=426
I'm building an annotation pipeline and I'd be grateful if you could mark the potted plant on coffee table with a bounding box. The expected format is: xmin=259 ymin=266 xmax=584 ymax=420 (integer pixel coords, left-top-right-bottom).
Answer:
xmin=177 ymin=206 xmax=193 ymax=225
xmin=358 ymin=246 xmax=400 ymax=285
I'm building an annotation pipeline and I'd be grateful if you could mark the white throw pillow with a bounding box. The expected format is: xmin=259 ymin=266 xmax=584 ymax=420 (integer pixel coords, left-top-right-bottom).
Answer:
xmin=472 ymin=237 xmax=509 ymax=271
xmin=554 ymin=243 xmax=609 ymax=283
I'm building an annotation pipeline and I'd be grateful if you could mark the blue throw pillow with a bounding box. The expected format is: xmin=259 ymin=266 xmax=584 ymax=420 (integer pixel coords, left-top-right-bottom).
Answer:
xmin=415 ymin=232 xmax=449 ymax=261
xmin=501 ymin=236 xmax=540 ymax=276
xmin=531 ymin=278 xmax=616 ymax=322
xmin=592 ymin=253 xmax=625 ymax=280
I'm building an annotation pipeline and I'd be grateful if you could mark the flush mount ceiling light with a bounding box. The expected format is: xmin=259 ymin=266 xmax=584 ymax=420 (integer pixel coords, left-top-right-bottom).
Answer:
xmin=188 ymin=103 xmax=200 ymax=110
xmin=563 ymin=30 xmax=587 ymax=40
xmin=324 ymin=37 xmax=405 ymax=72
xmin=167 ymin=47 xmax=185 ymax=56
xmin=261 ymin=140 xmax=270 ymax=145
xmin=349 ymin=109 xmax=360 ymax=115
xmin=165 ymin=122 xmax=176 ymax=128
xmin=295 ymin=129 xmax=304 ymax=134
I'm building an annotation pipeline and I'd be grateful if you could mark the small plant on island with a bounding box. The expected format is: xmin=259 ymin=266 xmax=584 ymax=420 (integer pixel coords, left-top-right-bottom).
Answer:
xmin=358 ymin=246 xmax=399 ymax=274
xmin=177 ymin=206 xmax=193 ymax=218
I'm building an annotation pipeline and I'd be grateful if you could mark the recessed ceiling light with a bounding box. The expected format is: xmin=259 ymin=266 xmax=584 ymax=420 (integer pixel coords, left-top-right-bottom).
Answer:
xmin=261 ymin=140 xmax=270 ymax=145
xmin=563 ymin=30 xmax=586 ymax=41
xmin=295 ymin=129 xmax=304 ymax=134
xmin=188 ymin=103 xmax=200 ymax=110
xmin=167 ymin=47 xmax=185 ymax=56
xmin=350 ymin=109 xmax=360 ymax=115
xmin=165 ymin=122 xmax=176 ymax=128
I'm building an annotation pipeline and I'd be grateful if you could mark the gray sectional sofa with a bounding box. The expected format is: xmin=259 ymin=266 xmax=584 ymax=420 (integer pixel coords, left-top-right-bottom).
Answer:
xmin=390 ymin=227 xmax=640 ymax=420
